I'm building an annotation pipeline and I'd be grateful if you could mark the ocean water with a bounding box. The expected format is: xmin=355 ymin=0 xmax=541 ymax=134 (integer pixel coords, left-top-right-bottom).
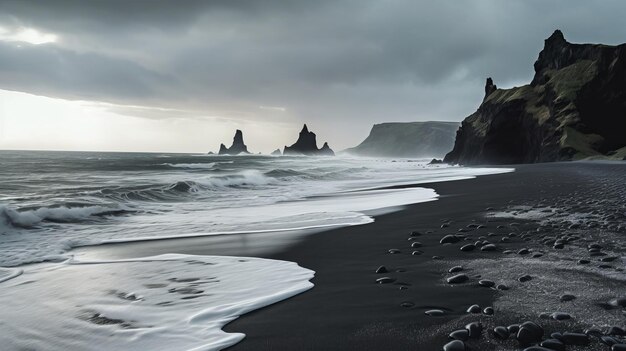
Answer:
xmin=0 ymin=150 xmax=512 ymax=350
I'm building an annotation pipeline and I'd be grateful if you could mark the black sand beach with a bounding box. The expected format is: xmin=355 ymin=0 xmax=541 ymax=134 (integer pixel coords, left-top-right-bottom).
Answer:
xmin=75 ymin=162 xmax=626 ymax=350
xmin=222 ymin=162 xmax=626 ymax=351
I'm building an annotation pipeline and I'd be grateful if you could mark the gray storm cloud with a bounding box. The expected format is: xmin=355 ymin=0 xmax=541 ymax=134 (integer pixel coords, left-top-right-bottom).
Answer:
xmin=1 ymin=0 xmax=626 ymax=148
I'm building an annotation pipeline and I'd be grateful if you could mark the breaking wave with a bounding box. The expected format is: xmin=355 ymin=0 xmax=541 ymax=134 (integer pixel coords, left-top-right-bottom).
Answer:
xmin=100 ymin=170 xmax=276 ymax=202
xmin=0 ymin=204 xmax=131 ymax=231
xmin=162 ymin=162 xmax=217 ymax=169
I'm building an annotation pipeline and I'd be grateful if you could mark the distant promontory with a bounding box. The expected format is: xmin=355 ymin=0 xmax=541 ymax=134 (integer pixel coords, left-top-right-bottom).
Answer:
xmin=346 ymin=121 xmax=459 ymax=158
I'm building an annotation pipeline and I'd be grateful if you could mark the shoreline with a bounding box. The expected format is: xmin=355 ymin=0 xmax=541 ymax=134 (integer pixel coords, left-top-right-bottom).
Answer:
xmin=222 ymin=161 xmax=626 ymax=350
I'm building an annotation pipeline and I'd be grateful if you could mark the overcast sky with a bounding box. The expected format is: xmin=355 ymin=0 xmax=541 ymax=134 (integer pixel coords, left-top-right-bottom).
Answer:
xmin=1 ymin=0 xmax=625 ymax=153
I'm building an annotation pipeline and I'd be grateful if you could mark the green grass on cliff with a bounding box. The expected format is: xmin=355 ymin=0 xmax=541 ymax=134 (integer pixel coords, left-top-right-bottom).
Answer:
xmin=560 ymin=126 xmax=604 ymax=159
xmin=547 ymin=60 xmax=598 ymax=102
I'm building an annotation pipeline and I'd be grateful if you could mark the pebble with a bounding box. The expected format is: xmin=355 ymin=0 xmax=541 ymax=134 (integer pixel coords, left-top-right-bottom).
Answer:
xmin=518 ymin=248 xmax=530 ymax=255
xmin=508 ymin=324 xmax=520 ymax=334
xmin=411 ymin=250 xmax=423 ymax=255
xmin=440 ymin=235 xmax=461 ymax=244
xmin=614 ymin=344 xmax=626 ymax=351
xmin=447 ymin=274 xmax=469 ymax=284
xmin=523 ymin=347 xmax=552 ymax=351
xmin=466 ymin=304 xmax=481 ymax=313
xmin=460 ymin=244 xmax=476 ymax=252
xmin=449 ymin=329 xmax=469 ymax=341
xmin=609 ymin=297 xmax=626 ymax=308
xmin=561 ymin=332 xmax=589 ymax=345
xmin=376 ymin=277 xmax=395 ymax=284
xmin=496 ymin=284 xmax=509 ymax=290
xmin=442 ymin=340 xmax=465 ymax=351
xmin=481 ymin=243 xmax=497 ymax=251
xmin=585 ymin=327 xmax=602 ymax=336
xmin=388 ymin=249 xmax=401 ymax=254
xmin=483 ymin=306 xmax=494 ymax=315
xmin=578 ymin=259 xmax=590 ymax=264
xmin=400 ymin=301 xmax=414 ymax=308
xmin=448 ymin=266 xmax=463 ymax=273
xmin=478 ymin=279 xmax=495 ymax=288
xmin=551 ymin=312 xmax=571 ymax=320
xmin=516 ymin=321 xmax=544 ymax=345
xmin=425 ymin=309 xmax=445 ymax=316
xmin=465 ymin=322 xmax=483 ymax=338
xmin=410 ymin=231 xmax=422 ymax=236
xmin=560 ymin=294 xmax=576 ymax=302
xmin=493 ymin=326 xmax=509 ymax=339
xmin=411 ymin=242 xmax=422 ymax=248
xmin=540 ymin=339 xmax=565 ymax=351
xmin=518 ymin=275 xmax=533 ymax=282
xmin=601 ymin=336 xmax=621 ymax=346
xmin=375 ymin=266 xmax=388 ymax=274
xmin=608 ymin=326 xmax=626 ymax=336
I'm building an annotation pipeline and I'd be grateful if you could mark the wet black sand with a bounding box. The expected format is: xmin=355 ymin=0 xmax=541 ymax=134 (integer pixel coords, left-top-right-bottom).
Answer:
xmin=222 ymin=162 xmax=626 ymax=351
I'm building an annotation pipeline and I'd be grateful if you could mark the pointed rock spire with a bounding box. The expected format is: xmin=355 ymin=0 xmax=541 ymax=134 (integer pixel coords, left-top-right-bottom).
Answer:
xmin=546 ymin=29 xmax=566 ymax=45
xmin=283 ymin=124 xmax=335 ymax=156
xmin=484 ymin=77 xmax=497 ymax=99
xmin=218 ymin=129 xmax=250 ymax=155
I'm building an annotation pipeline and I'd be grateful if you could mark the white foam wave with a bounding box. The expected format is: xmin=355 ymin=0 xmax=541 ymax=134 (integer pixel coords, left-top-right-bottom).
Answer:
xmin=0 ymin=204 xmax=126 ymax=231
xmin=0 ymin=268 xmax=22 ymax=283
xmin=196 ymin=170 xmax=275 ymax=188
xmin=0 ymin=254 xmax=314 ymax=351
xmin=163 ymin=162 xmax=217 ymax=169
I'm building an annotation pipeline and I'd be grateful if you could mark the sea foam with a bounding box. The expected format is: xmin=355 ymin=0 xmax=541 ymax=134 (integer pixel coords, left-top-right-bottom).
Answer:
xmin=0 ymin=254 xmax=314 ymax=351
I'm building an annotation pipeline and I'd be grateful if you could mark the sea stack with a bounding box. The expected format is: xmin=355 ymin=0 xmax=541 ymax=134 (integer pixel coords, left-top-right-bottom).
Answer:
xmin=271 ymin=149 xmax=282 ymax=156
xmin=283 ymin=124 xmax=335 ymax=156
xmin=218 ymin=129 xmax=250 ymax=155
xmin=444 ymin=30 xmax=626 ymax=165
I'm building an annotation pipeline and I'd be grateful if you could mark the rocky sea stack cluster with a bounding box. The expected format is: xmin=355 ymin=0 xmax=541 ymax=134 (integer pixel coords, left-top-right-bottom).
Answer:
xmin=218 ymin=129 xmax=250 ymax=155
xmin=445 ymin=30 xmax=626 ymax=165
xmin=213 ymin=125 xmax=334 ymax=156
xmin=283 ymin=124 xmax=335 ymax=156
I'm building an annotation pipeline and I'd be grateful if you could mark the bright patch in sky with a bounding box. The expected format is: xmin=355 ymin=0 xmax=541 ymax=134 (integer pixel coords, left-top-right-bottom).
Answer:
xmin=0 ymin=26 xmax=58 ymax=45
xmin=0 ymin=90 xmax=295 ymax=153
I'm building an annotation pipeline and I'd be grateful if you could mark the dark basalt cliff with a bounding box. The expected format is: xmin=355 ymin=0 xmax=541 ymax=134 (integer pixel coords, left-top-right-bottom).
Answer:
xmin=283 ymin=124 xmax=335 ymax=156
xmin=346 ymin=121 xmax=459 ymax=158
xmin=444 ymin=30 xmax=626 ymax=165
xmin=218 ymin=129 xmax=250 ymax=155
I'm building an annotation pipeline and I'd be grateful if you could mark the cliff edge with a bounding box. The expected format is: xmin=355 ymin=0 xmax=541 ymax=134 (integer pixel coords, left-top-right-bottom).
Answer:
xmin=444 ymin=30 xmax=626 ymax=164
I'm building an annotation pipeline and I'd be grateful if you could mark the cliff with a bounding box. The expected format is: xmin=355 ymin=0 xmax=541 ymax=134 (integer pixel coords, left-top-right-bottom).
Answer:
xmin=444 ymin=30 xmax=626 ymax=164
xmin=218 ymin=129 xmax=250 ymax=155
xmin=283 ymin=124 xmax=335 ymax=156
xmin=346 ymin=121 xmax=459 ymax=158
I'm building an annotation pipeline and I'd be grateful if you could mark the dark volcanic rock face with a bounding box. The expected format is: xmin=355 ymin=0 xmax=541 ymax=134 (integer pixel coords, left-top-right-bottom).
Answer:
xmin=283 ymin=124 xmax=335 ymax=156
xmin=444 ymin=30 xmax=626 ymax=165
xmin=218 ymin=129 xmax=250 ymax=155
